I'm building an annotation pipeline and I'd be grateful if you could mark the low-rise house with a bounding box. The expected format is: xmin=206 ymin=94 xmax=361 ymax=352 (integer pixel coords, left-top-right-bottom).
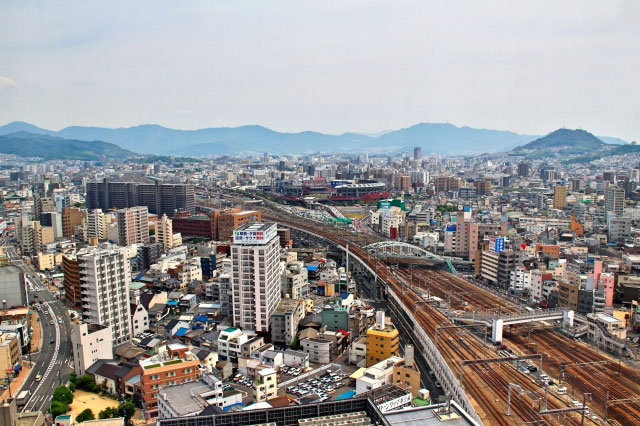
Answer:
xmin=301 ymin=337 xmax=333 ymax=364
xmin=356 ymin=356 xmax=404 ymax=395
xmin=261 ymin=350 xmax=284 ymax=369
xmin=253 ymin=368 xmax=278 ymax=402
xmin=283 ymin=350 xmax=309 ymax=369
xmin=131 ymin=304 xmax=149 ymax=336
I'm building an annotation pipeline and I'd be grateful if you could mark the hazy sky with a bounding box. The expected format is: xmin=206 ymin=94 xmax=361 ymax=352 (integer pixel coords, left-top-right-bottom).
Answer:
xmin=1 ymin=1 xmax=639 ymax=140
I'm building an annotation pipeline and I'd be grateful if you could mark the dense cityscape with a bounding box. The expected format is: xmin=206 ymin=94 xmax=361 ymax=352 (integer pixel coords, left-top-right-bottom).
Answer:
xmin=2 ymin=2 xmax=640 ymax=425
xmin=0 ymin=135 xmax=639 ymax=425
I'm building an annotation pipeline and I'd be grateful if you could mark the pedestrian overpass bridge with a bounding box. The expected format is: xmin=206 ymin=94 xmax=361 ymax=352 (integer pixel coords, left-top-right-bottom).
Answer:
xmin=449 ymin=308 xmax=575 ymax=343
xmin=363 ymin=241 xmax=471 ymax=274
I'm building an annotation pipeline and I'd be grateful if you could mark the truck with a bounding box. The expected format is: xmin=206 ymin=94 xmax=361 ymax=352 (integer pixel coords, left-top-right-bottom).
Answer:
xmin=16 ymin=390 xmax=30 ymax=407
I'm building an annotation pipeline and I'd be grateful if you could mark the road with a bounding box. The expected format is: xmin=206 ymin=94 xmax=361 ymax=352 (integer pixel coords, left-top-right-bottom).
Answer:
xmin=3 ymin=243 xmax=74 ymax=413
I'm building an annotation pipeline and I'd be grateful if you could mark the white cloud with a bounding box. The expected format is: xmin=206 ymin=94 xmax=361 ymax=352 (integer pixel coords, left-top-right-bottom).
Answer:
xmin=0 ymin=75 xmax=17 ymax=90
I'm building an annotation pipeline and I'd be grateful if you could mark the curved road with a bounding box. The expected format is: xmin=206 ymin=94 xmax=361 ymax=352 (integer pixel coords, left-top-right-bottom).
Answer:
xmin=3 ymin=244 xmax=74 ymax=413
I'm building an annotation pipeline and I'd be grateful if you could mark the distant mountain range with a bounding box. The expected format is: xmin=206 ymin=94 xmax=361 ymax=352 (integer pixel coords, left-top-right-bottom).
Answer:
xmin=0 ymin=132 xmax=135 ymax=160
xmin=0 ymin=121 xmax=629 ymax=157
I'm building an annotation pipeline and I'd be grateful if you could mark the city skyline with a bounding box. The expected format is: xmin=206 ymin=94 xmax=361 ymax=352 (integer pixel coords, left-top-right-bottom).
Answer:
xmin=1 ymin=1 xmax=639 ymax=140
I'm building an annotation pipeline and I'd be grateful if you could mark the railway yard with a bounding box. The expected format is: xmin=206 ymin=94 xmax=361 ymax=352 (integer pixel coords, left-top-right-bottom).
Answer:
xmin=257 ymin=206 xmax=640 ymax=425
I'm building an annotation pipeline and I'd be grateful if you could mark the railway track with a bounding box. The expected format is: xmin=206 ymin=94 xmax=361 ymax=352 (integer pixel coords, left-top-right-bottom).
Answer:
xmin=254 ymin=207 xmax=640 ymax=424
xmin=401 ymin=264 xmax=640 ymax=425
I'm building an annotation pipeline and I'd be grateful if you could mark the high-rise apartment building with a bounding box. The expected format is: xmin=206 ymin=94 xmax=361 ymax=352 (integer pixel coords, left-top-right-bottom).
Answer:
xmin=454 ymin=210 xmax=478 ymax=260
xmin=63 ymin=253 xmax=81 ymax=308
xmin=605 ymin=186 xmax=625 ymax=216
xmin=15 ymin=216 xmax=53 ymax=255
xmin=34 ymin=196 xmax=55 ymax=222
xmin=86 ymin=178 xmax=195 ymax=218
xmin=77 ymin=244 xmax=132 ymax=347
xmin=231 ymin=223 xmax=281 ymax=333
xmin=434 ymin=176 xmax=461 ymax=193
xmin=474 ymin=179 xmax=492 ymax=196
xmin=116 ymin=206 xmax=149 ymax=246
xmin=553 ymin=185 xmax=567 ymax=209
xmin=62 ymin=207 xmax=87 ymax=238
xmin=40 ymin=211 xmax=63 ymax=239
xmin=156 ymin=214 xmax=173 ymax=252
xmin=87 ymin=209 xmax=107 ymax=240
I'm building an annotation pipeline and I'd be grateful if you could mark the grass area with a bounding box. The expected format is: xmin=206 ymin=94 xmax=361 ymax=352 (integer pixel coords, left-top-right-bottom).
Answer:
xmin=143 ymin=363 xmax=160 ymax=369
xmin=413 ymin=397 xmax=430 ymax=406
xmin=164 ymin=359 xmax=183 ymax=365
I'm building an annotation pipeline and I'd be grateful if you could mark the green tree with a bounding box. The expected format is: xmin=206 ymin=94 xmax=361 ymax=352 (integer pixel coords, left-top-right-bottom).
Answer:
xmin=52 ymin=386 xmax=74 ymax=405
xmin=76 ymin=409 xmax=95 ymax=422
xmin=119 ymin=399 xmax=136 ymax=421
xmin=76 ymin=374 xmax=99 ymax=392
xmin=50 ymin=401 xmax=69 ymax=418
xmin=290 ymin=335 xmax=301 ymax=350
xmin=99 ymin=406 xmax=120 ymax=419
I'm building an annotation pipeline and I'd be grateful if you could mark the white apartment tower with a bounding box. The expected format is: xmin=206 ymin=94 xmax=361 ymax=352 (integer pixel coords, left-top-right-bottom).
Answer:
xmin=156 ymin=213 xmax=173 ymax=252
xmin=231 ymin=222 xmax=281 ymax=333
xmin=87 ymin=209 xmax=106 ymax=240
xmin=116 ymin=206 xmax=149 ymax=246
xmin=78 ymin=244 xmax=133 ymax=346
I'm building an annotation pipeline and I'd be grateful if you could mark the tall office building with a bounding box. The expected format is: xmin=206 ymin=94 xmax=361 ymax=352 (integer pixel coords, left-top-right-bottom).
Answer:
xmin=602 ymin=171 xmax=616 ymax=184
xmin=77 ymin=244 xmax=132 ymax=346
xmin=605 ymin=186 xmax=625 ymax=216
xmin=231 ymin=223 xmax=281 ymax=333
xmin=517 ymin=162 xmax=530 ymax=177
xmin=553 ymin=185 xmax=567 ymax=210
xmin=413 ymin=147 xmax=421 ymax=161
xmin=116 ymin=206 xmax=149 ymax=246
xmin=86 ymin=178 xmax=194 ymax=218
xmin=156 ymin=214 xmax=173 ymax=252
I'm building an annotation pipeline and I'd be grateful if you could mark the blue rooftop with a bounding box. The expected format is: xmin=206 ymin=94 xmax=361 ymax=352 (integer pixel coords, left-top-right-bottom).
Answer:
xmin=174 ymin=327 xmax=189 ymax=337
xmin=336 ymin=390 xmax=356 ymax=400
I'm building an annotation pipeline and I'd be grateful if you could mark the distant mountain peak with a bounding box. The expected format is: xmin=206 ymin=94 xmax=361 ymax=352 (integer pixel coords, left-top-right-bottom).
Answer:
xmin=512 ymin=128 xmax=605 ymax=156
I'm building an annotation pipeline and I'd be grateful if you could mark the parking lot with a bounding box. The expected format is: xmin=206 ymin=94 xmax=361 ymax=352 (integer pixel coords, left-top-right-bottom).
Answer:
xmin=280 ymin=368 xmax=351 ymax=402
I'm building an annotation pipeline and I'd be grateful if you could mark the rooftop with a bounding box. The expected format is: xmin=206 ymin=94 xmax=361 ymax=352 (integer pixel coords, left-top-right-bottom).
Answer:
xmin=235 ymin=222 xmax=275 ymax=232
xmin=158 ymin=381 xmax=213 ymax=416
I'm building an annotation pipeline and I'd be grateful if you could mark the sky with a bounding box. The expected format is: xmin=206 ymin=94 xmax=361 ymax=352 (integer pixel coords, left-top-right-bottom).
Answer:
xmin=1 ymin=1 xmax=639 ymax=140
